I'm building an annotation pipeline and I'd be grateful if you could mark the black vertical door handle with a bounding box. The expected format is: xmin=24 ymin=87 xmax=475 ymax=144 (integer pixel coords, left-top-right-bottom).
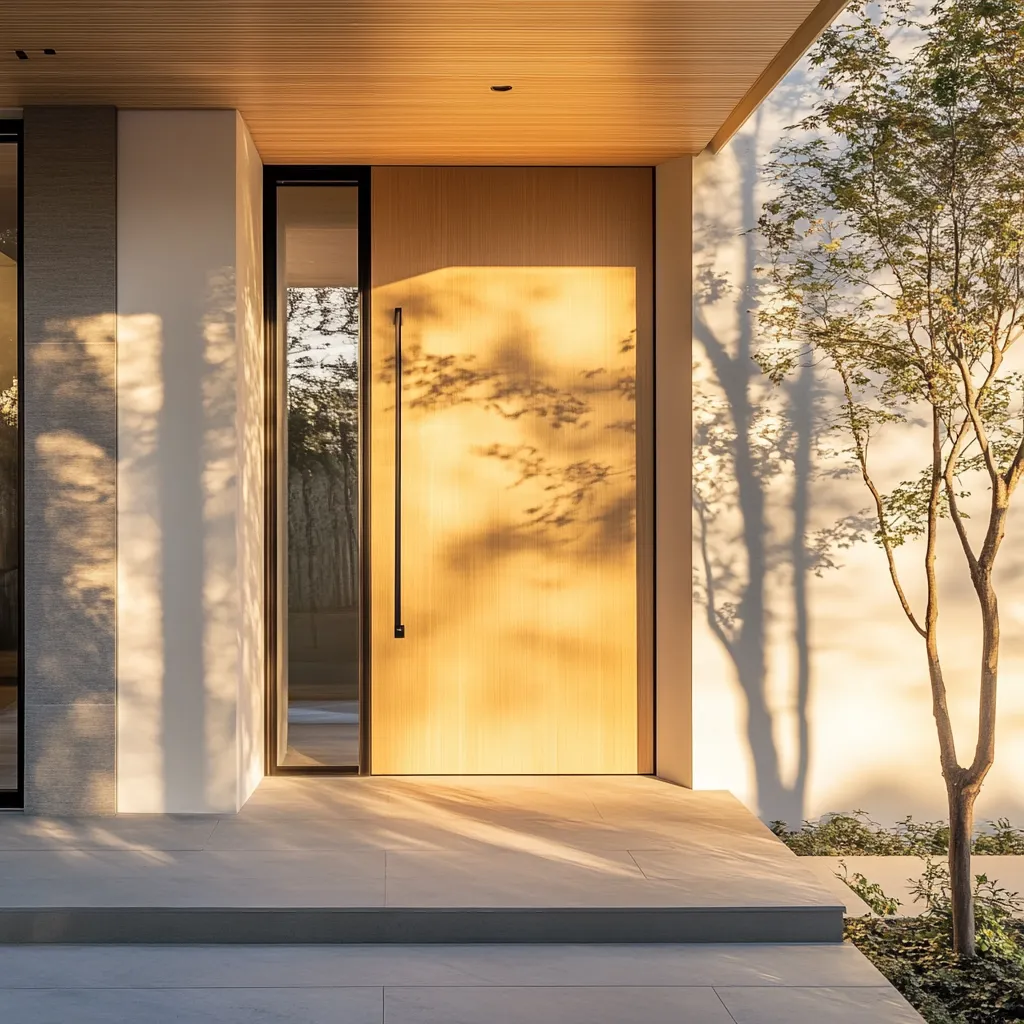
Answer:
xmin=394 ymin=307 xmax=405 ymax=639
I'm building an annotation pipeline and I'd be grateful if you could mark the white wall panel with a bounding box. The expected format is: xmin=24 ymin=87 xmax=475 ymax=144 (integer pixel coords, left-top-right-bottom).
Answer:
xmin=117 ymin=110 xmax=263 ymax=813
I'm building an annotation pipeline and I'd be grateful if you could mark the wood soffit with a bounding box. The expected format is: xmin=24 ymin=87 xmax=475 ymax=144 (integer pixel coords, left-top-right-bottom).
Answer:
xmin=0 ymin=1 xmax=846 ymax=164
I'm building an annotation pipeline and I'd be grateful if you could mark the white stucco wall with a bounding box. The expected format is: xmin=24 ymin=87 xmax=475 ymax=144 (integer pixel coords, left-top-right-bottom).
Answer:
xmin=691 ymin=13 xmax=1024 ymax=828
xmin=235 ymin=117 xmax=265 ymax=809
xmin=116 ymin=110 xmax=264 ymax=813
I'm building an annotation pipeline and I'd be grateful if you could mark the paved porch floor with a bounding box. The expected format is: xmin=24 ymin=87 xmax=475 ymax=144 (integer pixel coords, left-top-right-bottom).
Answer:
xmin=0 ymin=777 xmax=924 ymax=1021
xmin=0 ymin=776 xmax=842 ymax=942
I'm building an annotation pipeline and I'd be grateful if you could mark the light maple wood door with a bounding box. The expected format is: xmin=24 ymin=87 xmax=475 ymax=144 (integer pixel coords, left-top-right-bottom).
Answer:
xmin=370 ymin=167 xmax=652 ymax=774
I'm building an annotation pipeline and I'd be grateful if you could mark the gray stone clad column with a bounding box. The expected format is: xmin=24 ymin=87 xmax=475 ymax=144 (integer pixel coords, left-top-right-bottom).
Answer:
xmin=22 ymin=106 xmax=117 ymax=814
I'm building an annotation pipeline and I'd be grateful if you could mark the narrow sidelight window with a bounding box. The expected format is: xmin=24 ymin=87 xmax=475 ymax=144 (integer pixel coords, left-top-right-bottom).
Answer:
xmin=271 ymin=180 xmax=363 ymax=770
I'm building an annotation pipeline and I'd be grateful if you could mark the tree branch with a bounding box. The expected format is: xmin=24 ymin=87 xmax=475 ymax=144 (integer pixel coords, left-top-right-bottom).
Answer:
xmin=838 ymin=365 xmax=926 ymax=638
xmin=942 ymin=414 xmax=980 ymax=577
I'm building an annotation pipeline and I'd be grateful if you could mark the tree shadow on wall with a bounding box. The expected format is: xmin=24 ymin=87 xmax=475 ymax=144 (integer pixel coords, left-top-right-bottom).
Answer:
xmin=692 ymin=107 xmax=867 ymax=826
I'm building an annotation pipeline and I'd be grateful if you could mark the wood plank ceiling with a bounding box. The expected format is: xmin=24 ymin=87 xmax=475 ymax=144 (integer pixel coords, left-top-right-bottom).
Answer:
xmin=0 ymin=1 xmax=832 ymax=164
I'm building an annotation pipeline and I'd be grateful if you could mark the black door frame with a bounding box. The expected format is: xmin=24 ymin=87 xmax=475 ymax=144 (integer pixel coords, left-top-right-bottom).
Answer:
xmin=263 ymin=165 xmax=372 ymax=776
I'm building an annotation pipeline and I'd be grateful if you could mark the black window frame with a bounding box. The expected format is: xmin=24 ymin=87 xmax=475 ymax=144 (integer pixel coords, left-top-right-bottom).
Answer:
xmin=263 ymin=165 xmax=372 ymax=777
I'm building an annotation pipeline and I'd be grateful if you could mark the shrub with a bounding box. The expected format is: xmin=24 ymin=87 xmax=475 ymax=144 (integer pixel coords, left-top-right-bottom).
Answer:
xmin=770 ymin=811 xmax=1024 ymax=856
xmin=837 ymin=859 xmax=902 ymax=916
xmin=849 ymin=917 xmax=1024 ymax=1024
xmin=843 ymin=862 xmax=1024 ymax=1024
xmin=975 ymin=820 xmax=1024 ymax=856
xmin=907 ymin=860 xmax=1024 ymax=960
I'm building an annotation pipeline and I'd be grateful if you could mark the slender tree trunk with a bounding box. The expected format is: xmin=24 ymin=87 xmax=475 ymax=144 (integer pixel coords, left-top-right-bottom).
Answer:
xmin=947 ymin=776 xmax=977 ymax=956
xmin=946 ymin=573 xmax=998 ymax=957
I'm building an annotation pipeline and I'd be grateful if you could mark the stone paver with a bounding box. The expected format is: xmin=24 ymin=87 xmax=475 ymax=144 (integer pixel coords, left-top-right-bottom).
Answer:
xmin=718 ymin=985 xmax=925 ymax=1024
xmin=0 ymin=944 xmax=925 ymax=1023
xmin=382 ymin=985 xmax=734 ymax=1023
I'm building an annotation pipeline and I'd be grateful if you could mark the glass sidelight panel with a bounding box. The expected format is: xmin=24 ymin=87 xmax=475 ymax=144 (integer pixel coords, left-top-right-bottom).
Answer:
xmin=276 ymin=184 xmax=361 ymax=769
xmin=0 ymin=129 xmax=19 ymax=799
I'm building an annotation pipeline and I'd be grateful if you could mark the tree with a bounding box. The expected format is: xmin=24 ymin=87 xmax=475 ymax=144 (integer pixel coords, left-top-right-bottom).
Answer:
xmin=756 ymin=0 xmax=1024 ymax=956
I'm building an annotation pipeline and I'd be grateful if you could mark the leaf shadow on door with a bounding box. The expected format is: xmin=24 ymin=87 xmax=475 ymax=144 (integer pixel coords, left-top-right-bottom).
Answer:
xmin=378 ymin=321 xmax=640 ymax=566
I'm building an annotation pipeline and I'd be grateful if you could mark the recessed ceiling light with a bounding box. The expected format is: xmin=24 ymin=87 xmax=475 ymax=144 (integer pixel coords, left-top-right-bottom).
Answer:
xmin=490 ymin=85 xmax=513 ymax=93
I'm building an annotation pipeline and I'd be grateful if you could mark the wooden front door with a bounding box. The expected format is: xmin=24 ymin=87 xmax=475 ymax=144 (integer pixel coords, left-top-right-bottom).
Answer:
xmin=369 ymin=167 xmax=652 ymax=774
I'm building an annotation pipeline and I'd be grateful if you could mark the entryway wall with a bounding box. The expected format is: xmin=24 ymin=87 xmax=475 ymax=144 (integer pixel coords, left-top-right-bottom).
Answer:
xmin=17 ymin=105 xmax=695 ymax=813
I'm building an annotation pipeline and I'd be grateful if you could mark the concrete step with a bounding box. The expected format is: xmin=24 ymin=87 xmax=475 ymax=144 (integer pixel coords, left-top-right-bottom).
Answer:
xmin=0 ymin=903 xmax=843 ymax=945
